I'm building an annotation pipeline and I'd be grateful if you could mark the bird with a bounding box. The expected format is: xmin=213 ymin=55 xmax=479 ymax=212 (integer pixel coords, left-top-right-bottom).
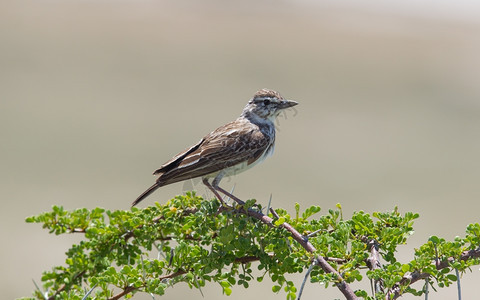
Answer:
xmin=132 ymin=89 xmax=298 ymax=207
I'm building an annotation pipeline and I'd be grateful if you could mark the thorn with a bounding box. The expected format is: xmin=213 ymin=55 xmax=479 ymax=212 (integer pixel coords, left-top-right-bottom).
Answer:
xmin=286 ymin=237 xmax=292 ymax=252
xmin=306 ymin=228 xmax=323 ymax=239
xmin=194 ymin=276 xmax=204 ymax=297
xmin=224 ymin=183 xmax=236 ymax=203
xmin=32 ymin=279 xmax=45 ymax=300
xmin=156 ymin=242 xmax=167 ymax=261
xmin=266 ymin=193 xmax=272 ymax=214
xmin=168 ymin=248 xmax=174 ymax=267
xmin=140 ymin=255 xmax=146 ymax=279
xmin=81 ymin=284 xmax=97 ymax=300
xmin=296 ymin=260 xmax=316 ymax=300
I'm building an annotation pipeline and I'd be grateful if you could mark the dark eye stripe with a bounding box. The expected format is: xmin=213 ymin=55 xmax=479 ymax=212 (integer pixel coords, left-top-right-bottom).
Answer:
xmin=253 ymin=97 xmax=276 ymax=104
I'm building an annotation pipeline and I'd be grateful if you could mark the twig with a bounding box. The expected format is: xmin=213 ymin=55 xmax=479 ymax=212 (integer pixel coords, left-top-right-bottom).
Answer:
xmin=235 ymin=255 xmax=267 ymax=264
xmin=365 ymin=239 xmax=383 ymax=295
xmin=108 ymin=286 xmax=136 ymax=300
xmin=109 ymin=269 xmax=189 ymax=300
xmin=434 ymin=243 xmax=440 ymax=268
xmin=47 ymin=270 xmax=86 ymax=300
xmin=325 ymin=257 xmax=347 ymax=263
xmin=269 ymin=207 xmax=280 ymax=219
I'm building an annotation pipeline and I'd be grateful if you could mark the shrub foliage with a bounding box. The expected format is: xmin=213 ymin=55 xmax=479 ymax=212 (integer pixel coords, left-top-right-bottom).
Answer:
xmin=23 ymin=192 xmax=480 ymax=299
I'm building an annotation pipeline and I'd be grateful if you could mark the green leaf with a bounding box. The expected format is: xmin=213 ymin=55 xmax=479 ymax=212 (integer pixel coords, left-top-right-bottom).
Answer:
xmin=446 ymin=274 xmax=457 ymax=281
xmin=227 ymin=277 xmax=236 ymax=285
xmin=355 ymin=290 xmax=368 ymax=297
xmin=429 ymin=236 xmax=440 ymax=244
xmin=272 ymin=285 xmax=281 ymax=293
xmin=401 ymin=264 xmax=410 ymax=273
xmin=274 ymin=217 xmax=286 ymax=226
xmin=302 ymin=206 xmax=321 ymax=219
xmin=223 ymin=287 xmax=232 ymax=296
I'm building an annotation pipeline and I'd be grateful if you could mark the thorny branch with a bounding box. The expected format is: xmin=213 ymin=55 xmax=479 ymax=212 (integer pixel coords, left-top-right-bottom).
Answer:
xmin=46 ymin=200 xmax=480 ymax=300
xmin=47 ymin=271 xmax=86 ymax=300
xmin=108 ymin=270 xmax=188 ymax=300
xmin=435 ymin=248 xmax=480 ymax=270
xmin=386 ymin=248 xmax=480 ymax=300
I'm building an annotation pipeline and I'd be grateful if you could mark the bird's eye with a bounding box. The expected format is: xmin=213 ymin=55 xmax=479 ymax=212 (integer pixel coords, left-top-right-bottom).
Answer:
xmin=263 ymin=99 xmax=271 ymax=105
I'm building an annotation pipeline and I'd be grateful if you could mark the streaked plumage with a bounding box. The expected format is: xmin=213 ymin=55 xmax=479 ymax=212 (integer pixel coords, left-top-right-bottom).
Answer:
xmin=133 ymin=89 xmax=298 ymax=206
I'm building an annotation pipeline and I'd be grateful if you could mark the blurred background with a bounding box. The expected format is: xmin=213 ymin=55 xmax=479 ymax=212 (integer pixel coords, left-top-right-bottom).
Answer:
xmin=2 ymin=0 xmax=480 ymax=299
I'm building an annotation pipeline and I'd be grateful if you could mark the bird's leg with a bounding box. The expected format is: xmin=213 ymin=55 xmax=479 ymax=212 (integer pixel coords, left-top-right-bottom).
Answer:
xmin=214 ymin=186 xmax=245 ymax=206
xmin=211 ymin=176 xmax=245 ymax=206
xmin=202 ymin=178 xmax=227 ymax=206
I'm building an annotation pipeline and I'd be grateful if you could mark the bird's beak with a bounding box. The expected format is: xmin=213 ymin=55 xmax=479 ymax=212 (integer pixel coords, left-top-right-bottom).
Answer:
xmin=278 ymin=99 xmax=298 ymax=109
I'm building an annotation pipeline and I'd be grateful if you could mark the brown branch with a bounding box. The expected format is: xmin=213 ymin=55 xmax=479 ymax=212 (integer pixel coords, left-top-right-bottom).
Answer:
xmin=234 ymin=255 xmax=263 ymax=264
xmin=108 ymin=269 xmax=189 ymax=300
xmin=108 ymin=286 xmax=136 ymax=300
xmin=47 ymin=270 xmax=86 ymax=300
xmin=325 ymin=257 xmax=348 ymax=264
xmin=365 ymin=239 xmax=384 ymax=295
xmin=435 ymin=248 xmax=480 ymax=269
xmin=386 ymin=272 xmax=430 ymax=300
xmin=386 ymin=248 xmax=480 ymax=300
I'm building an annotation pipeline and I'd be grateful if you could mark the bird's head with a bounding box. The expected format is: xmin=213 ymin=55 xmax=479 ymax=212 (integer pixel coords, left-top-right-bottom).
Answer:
xmin=241 ymin=89 xmax=298 ymax=122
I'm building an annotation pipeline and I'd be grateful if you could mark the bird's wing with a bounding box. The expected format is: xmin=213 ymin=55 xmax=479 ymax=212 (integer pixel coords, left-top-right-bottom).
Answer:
xmin=156 ymin=121 xmax=271 ymax=185
xmin=153 ymin=138 xmax=205 ymax=175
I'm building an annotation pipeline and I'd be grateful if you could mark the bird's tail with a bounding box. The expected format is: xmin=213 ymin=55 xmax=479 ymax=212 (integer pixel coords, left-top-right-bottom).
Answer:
xmin=132 ymin=183 xmax=161 ymax=207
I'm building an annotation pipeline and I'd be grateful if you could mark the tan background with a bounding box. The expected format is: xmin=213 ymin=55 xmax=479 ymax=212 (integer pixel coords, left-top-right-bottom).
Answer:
xmin=2 ymin=0 xmax=480 ymax=299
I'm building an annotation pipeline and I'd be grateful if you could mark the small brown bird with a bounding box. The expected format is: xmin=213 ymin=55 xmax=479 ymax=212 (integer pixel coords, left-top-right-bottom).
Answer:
xmin=133 ymin=89 xmax=298 ymax=206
